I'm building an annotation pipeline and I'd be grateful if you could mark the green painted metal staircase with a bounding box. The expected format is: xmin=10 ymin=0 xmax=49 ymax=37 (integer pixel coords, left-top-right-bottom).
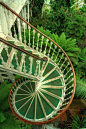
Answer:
xmin=0 ymin=2 xmax=76 ymax=125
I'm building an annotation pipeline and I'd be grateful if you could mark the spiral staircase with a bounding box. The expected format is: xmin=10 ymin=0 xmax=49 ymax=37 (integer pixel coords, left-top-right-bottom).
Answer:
xmin=0 ymin=1 xmax=76 ymax=125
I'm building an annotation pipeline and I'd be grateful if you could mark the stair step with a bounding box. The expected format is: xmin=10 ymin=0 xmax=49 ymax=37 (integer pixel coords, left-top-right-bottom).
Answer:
xmin=9 ymin=77 xmax=63 ymax=122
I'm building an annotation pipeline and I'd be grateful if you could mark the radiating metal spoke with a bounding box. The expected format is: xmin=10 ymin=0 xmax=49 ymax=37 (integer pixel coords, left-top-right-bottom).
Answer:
xmin=40 ymin=85 xmax=64 ymax=89
xmin=42 ymin=76 xmax=62 ymax=85
xmin=18 ymin=96 xmax=32 ymax=111
xmin=39 ymin=60 xmax=40 ymax=74
xmin=38 ymin=93 xmax=47 ymax=118
xmin=24 ymin=84 xmax=32 ymax=93
xmin=16 ymin=94 xmax=29 ymax=95
xmin=40 ymin=88 xmax=62 ymax=100
xmin=34 ymin=93 xmax=37 ymax=120
xmin=38 ymin=91 xmax=56 ymax=110
xmin=42 ymin=67 xmax=56 ymax=81
xmin=25 ymin=96 xmax=34 ymax=117
xmin=19 ymin=87 xmax=30 ymax=94
xmin=15 ymin=95 xmax=31 ymax=103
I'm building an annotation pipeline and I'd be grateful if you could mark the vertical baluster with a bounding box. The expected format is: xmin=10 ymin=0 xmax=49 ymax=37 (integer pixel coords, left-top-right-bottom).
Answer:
xmin=54 ymin=49 xmax=61 ymax=62
xmin=29 ymin=57 xmax=33 ymax=75
xmin=60 ymin=57 xmax=67 ymax=70
xmin=44 ymin=39 xmax=49 ymax=55
xmin=58 ymin=53 xmax=64 ymax=65
xmin=28 ymin=26 xmax=31 ymax=48
xmin=4 ymin=45 xmax=9 ymax=67
xmin=4 ymin=8 xmax=9 ymax=36
xmin=47 ymin=42 xmax=53 ymax=57
xmin=66 ymin=78 xmax=74 ymax=86
xmin=41 ymin=61 xmax=46 ymax=71
xmin=28 ymin=2 xmax=29 ymax=22
xmin=34 ymin=60 xmax=39 ymax=76
xmin=23 ymin=22 xmax=26 ymax=45
xmin=21 ymin=7 xmax=24 ymax=19
xmin=65 ymin=73 xmax=73 ymax=82
xmin=17 ymin=18 xmax=22 ymax=42
xmin=62 ymin=62 xmax=70 ymax=73
xmin=39 ymin=61 xmax=46 ymax=78
xmin=0 ymin=45 xmax=5 ymax=65
xmin=24 ymin=6 xmax=26 ymax=20
xmin=36 ymin=33 xmax=40 ymax=51
xmin=65 ymin=67 xmax=72 ymax=78
xmin=5 ymin=45 xmax=9 ymax=58
xmin=21 ymin=53 xmax=26 ymax=73
xmin=51 ymin=45 xmax=57 ymax=59
xmin=15 ymin=50 xmax=20 ymax=71
xmin=40 ymin=36 xmax=44 ymax=53
xmin=23 ymin=59 xmax=27 ymax=73
xmin=32 ymin=30 xmax=36 ymax=49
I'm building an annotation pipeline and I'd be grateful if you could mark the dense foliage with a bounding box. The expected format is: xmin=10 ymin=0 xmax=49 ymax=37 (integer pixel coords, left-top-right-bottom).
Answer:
xmin=42 ymin=2 xmax=86 ymax=45
xmin=65 ymin=12 xmax=86 ymax=48
xmin=30 ymin=0 xmax=44 ymax=26
xmin=37 ymin=26 xmax=81 ymax=65
xmin=75 ymin=78 xmax=86 ymax=100
xmin=0 ymin=76 xmax=32 ymax=129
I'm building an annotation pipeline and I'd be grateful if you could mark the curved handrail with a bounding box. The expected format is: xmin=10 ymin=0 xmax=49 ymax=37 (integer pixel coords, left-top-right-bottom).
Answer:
xmin=0 ymin=37 xmax=47 ymax=61
xmin=0 ymin=2 xmax=76 ymax=124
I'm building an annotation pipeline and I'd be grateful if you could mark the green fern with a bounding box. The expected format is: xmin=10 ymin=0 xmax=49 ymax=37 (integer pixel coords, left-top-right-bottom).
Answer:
xmin=0 ymin=112 xmax=21 ymax=129
xmin=0 ymin=80 xmax=8 ymax=90
xmin=0 ymin=83 xmax=12 ymax=103
xmin=0 ymin=111 xmax=32 ymax=129
xmin=37 ymin=26 xmax=81 ymax=65
xmin=0 ymin=112 xmax=6 ymax=123
xmin=75 ymin=78 xmax=86 ymax=100
xmin=71 ymin=114 xmax=86 ymax=129
xmin=0 ymin=97 xmax=10 ymax=111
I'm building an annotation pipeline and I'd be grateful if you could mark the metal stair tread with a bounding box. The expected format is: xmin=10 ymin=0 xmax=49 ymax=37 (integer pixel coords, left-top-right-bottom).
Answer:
xmin=13 ymin=78 xmax=62 ymax=121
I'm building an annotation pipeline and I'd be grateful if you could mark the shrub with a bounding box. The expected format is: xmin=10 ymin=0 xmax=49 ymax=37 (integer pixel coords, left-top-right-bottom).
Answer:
xmin=65 ymin=12 xmax=86 ymax=46
xmin=37 ymin=26 xmax=81 ymax=65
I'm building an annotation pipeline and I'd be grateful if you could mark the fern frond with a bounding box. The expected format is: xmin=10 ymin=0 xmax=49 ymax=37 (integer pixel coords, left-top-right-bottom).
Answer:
xmin=0 ymin=80 xmax=8 ymax=90
xmin=0 ymin=112 xmax=6 ymax=123
xmin=75 ymin=79 xmax=86 ymax=100
xmin=0 ymin=83 xmax=12 ymax=102
xmin=0 ymin=98 xmax=10 ymax=111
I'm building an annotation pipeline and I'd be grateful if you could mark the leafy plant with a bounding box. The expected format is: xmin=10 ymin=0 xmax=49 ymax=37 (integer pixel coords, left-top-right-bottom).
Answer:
xmin=71 ymin=114 xmax=86 ymax=129
xmin=37 ymin=26 xmax=81 ymax=65
xmin=75 ymin=47 xmax=86 ymax=78
xmin=65 ymin=12 xmax=86 ymax=45
xmin=80 ymin=5 xmax=86 ymax=12
xmin=75 ymin=77 xmax=86 ymax=100
xmin=0 ymin=76 xmax=32 ymax=129
xmin=42 ymin=0 xmax=75 ymax=34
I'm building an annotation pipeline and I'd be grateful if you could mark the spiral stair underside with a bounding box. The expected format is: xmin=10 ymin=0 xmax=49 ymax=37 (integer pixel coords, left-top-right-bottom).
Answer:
xmin=0 ymin=2 xmax=76 ymax=125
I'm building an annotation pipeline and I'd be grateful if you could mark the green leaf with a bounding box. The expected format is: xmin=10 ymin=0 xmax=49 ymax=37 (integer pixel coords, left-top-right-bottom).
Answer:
xmin=0 ymin=112 xmax=6 ymax=123
xmin=0 ymin=83 xmax=12 ymax=102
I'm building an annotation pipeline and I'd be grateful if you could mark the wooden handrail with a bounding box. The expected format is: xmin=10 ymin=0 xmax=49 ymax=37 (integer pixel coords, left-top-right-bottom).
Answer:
xmin=0 ymin=37 xmax=47 ymax=61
